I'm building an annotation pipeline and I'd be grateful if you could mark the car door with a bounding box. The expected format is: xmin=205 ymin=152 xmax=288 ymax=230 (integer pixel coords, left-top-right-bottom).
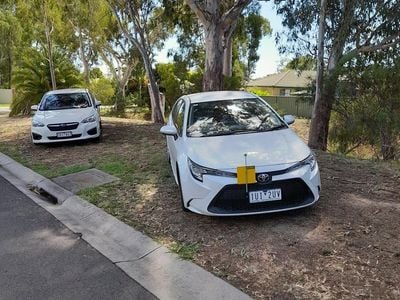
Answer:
xmin=167 ymin=98 xmax=186 ymax=178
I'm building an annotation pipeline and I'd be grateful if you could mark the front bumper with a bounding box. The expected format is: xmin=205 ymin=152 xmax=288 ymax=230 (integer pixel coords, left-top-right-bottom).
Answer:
xmin=31 ymin=122 xmax=100 ymax=144
xmin=179 ymin=162 xmax=321 ymax=216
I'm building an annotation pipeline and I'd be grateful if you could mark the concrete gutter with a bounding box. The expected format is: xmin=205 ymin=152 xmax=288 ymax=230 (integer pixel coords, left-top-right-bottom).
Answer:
xmin=0 ymin=154 xmax=73 ymax=203
xmin=0 ymin=152 xmax=252 ymax=300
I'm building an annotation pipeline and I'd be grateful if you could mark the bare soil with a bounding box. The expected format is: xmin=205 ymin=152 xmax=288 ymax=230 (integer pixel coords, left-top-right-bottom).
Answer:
xmin=1 ymin=112 xmax=399 ymax=299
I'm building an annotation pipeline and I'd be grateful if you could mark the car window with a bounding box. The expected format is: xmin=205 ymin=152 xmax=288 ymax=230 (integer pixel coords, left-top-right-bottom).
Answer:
xmin=40 ymin=93 xmax=92 ymax=111
xmin=89 ymin=92 xmax=96 ymax=107
xmin=171 ymin=99 xmax=183 ymax=122
xmin=186 ymin=98 xmax=286 ymax=137
xmin=174 ymin=100 xmax=186 ymax=137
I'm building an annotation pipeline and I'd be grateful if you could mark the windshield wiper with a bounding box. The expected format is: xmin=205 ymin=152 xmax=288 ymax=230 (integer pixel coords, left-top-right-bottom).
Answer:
xmin=263 ymin=124 xmax=287 ymax=132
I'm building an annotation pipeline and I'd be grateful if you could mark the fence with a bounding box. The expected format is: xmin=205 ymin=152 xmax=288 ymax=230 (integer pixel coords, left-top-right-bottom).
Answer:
xmin=262 ymin=96 xmax=313 ymax=118
xmin=0 ymin=89 xmax=14 ymax=104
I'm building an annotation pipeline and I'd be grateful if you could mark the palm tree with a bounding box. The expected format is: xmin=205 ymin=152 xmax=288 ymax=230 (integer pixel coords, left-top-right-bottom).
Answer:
xmin=10 ymin=48 xmax=82 ymax=116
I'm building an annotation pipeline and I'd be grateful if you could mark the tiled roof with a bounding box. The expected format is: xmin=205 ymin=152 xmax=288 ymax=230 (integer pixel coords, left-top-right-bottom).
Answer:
xmin=247 ymin=70 xmax=316 ymax=88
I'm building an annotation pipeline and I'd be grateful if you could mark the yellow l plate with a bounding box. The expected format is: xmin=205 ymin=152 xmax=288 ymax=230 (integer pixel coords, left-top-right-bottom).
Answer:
xmin=237 ymin=166 xmax=256 ymax=185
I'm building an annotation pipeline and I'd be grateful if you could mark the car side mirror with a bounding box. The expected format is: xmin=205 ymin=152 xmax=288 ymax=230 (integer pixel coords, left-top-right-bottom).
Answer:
xmin=31 ymin=105 xmax=38 ymax=111
xmin=160 ymin=125 xmax=178 ymax=138
xmin=95 ymin=101 xmax=101 ymax=108
xmin=283 ymin=115 xmax=295 ymax=125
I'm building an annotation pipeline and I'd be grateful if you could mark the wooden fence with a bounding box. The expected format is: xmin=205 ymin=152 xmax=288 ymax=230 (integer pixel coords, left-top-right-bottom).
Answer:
xmin=262 ymin=96 xmax=313 ymax=118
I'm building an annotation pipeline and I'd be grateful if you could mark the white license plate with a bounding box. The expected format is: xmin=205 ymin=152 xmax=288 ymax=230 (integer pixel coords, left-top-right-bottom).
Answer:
xmin=249 ymin=189 xmax=282 ymax=203
xmin=56 ymin=131 xmax=72 ymax=138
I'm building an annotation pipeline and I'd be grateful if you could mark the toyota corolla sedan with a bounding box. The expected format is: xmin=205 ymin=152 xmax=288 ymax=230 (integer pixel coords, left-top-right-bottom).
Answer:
xmin=160 ymin=91 xmax=321 ymax=216
xmin=31 ymin=88 xmax=102 ymax=144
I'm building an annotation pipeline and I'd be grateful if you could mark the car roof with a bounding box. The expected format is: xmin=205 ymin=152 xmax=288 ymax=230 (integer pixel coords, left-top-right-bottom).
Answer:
xmin=185 ymin=91 xmax=257 ymax=104
xmin=44 ymin=88 xmax=88 ymax=95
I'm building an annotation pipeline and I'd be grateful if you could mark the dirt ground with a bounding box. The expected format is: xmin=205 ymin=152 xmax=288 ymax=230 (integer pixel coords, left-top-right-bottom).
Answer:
xmin=1 ymin=112 xmax=399 ymax=299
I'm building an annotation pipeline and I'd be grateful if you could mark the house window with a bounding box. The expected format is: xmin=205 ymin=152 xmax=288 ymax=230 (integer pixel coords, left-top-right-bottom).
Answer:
xmin=279 ymin=88 xmax=291 ymax=96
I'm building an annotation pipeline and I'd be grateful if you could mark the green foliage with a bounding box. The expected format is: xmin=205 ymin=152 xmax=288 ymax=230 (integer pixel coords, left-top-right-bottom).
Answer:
xmin=245 ymin=87 xmax=271 ymax=96
xmin=330 ymin=56 xmax=400 ymax=160
xmin=89 ymin=77 xmax=115 ymax=105
xmin=10 ymin=48 xmax=82 ymax=116
xmin=156 ymin=63 xmax=203 ymax=110
xmin=285 ymin=55 xmax=316 ymax=71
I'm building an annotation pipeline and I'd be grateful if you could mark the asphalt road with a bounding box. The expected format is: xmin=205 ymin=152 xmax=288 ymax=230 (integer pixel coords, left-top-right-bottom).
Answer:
xmin=0 ymin=175 xmax=156 ymax=300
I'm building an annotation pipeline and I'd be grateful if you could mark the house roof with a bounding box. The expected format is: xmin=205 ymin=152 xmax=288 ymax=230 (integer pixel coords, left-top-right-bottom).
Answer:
xmin=247 ymin=70 xmax=316 ymax=88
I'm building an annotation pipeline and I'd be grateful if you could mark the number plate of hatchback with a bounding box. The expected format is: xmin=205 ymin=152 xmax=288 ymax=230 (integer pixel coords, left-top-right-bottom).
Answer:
xmin=249 ymin=188 xmax=282 ymax=203
xmin=56 ymin=131 xmax=72 ymax=138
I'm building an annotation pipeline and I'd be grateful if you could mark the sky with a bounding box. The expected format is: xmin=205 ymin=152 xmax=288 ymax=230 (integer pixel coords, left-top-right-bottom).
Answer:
xmin=154 ymin=2 xmax=287 ymax=80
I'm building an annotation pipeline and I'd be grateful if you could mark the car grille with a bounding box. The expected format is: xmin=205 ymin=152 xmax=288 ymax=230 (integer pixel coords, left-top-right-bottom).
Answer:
xmin=47 ymin=122 xmax=79 ymax=131
xmin=207 ymin=179 xmax=314 ymax=214
xmin=48 ymin=134 xmax=82 ymax=140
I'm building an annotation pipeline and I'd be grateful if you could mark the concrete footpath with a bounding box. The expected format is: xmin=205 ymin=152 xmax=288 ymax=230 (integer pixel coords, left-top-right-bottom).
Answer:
xmin=0 ymin=175 xmax=156 ymax=300
xmin=0 ymin=153 xmax=251 ymax=300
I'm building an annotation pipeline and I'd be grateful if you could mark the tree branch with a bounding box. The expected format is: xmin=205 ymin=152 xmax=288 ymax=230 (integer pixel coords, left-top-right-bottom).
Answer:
xmin=184 ymin=0 xmax=208 ymax=25
xmin=221 ymin=0 xmax=252 ymax=30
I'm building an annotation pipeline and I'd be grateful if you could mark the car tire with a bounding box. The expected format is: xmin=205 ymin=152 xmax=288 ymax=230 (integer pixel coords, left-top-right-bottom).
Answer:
xmin=176 ymin=164 xmax=189 ymax=212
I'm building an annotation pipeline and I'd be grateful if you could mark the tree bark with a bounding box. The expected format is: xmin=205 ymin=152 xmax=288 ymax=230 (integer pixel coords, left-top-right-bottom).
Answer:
xmin=78 ymin=28 xmax=90 ymax=85
xmin=45 ymin=24 xmax=56 ymax=90
xmin=43 ymin=7 xmax=56 ymax=91
xmin=223 ymin=34 xmax=233 ymax=77
xmin=308 ymin=0 xmax=327 ymax=150
xmin=204 ymin=23 xmax=225 ymax=91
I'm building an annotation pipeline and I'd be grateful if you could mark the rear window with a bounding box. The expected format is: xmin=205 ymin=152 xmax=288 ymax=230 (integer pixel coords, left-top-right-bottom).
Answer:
xmin=40 ymin=93 xmax=91 ymax=111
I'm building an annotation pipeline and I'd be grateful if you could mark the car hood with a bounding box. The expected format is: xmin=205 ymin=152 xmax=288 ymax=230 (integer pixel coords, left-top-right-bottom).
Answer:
xmin=185 ymin=128 xmax=310 ymax=170
xmin=34 ymin=108 xmax=93 ymax=124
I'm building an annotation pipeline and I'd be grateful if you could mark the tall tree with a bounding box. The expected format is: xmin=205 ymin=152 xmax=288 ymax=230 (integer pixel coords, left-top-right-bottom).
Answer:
xmin=275 ymin=0 xmax=400 ymax=150
xmin=185 ymin=0 xmax=252 ymax=91
xmin=0 ymin=1 xmax=18 ymax=88
xmin=108 ymin=0 xmax=168 ymax=123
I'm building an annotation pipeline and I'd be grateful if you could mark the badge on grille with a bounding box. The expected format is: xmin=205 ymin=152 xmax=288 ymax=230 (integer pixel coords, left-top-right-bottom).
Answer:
xmin=257 ymin=173 xmax=270 ymax=183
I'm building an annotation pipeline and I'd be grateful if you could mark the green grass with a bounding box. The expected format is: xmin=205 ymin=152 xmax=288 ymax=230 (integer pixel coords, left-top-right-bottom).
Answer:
xmin=169 ymin=242 xmax=200 ymax=260
xmin=0 ymin=144 xmax=29 ymax=165
xmin=0 ymin=104 xmax=10 ymax=108
xmin=32 ymin=163 xmax=92 ymax=178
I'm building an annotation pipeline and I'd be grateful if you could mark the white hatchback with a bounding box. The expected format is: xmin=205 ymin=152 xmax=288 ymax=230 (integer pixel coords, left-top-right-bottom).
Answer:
xmin=160 ymin=91 xmax=321 ymax=216
xmin=31 ymin=88 xmax=102 ymax=144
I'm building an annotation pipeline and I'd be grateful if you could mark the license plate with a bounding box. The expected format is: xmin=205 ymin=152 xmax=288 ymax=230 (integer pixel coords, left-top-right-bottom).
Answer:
xmin=56 ymin=131 xmax=72 ymax=138
xmin=249 ymin=189 xmax=282 ymax=203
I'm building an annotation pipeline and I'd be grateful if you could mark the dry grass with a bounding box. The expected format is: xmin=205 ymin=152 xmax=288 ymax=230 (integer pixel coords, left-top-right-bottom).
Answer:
xmin=1 ymin=111 xmax=400 ymax=299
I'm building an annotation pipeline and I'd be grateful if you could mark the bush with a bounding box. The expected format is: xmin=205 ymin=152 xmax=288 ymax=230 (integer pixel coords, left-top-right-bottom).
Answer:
xmin=89 ymin=77 xmax=115 ymax=105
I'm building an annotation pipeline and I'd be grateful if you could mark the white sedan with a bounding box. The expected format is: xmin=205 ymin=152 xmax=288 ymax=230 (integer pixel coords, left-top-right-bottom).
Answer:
xmin=31 ymin=88 xmax=102 ymax=144
xmin=160 ymin=91 xmax=321 ymax=216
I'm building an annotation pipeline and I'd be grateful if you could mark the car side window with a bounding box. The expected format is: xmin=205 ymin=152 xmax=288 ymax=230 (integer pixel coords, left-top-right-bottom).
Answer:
xmin=88 ymin=92 xmax=96 ymax=107
xmin=174 ymin=100 xmax=185 ymax=137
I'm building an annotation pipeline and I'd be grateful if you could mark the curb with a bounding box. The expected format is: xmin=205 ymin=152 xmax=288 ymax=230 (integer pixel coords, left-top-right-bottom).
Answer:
xmin=0 ymin=154 xmax=73 ymax=203
xmin=0 ymin=152 xmax=252 ymax=300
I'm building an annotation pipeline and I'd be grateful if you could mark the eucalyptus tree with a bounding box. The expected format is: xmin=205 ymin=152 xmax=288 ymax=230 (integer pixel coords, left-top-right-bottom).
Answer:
xmin=107 ymin=0 xmax=169 ymax=123
xmin=162 ymin=0 xmax=270 ymax=88
xmin=275 ymin=0 xmax=400 ymax=150
xmin=184 ymin=0 xmax=252 ymax=91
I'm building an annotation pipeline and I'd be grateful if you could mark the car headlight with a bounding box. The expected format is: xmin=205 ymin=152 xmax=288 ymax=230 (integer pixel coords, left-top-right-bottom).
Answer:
xmin=304 ymin=153 xmax=317 ymax=171
xmin=32 ymin=119 xmax=45 ymax=127
xmin=188 ymin=158 xmax=236 ymax=182
xmin=81 ymin=115 xmax=96 ymax=123
xmin=289 ymin=153 xmax=317 ymax=172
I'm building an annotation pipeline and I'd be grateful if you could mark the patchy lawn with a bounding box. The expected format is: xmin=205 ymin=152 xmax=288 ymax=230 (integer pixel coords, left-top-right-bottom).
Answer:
xmin=1 ymin=111 xmax=399 ymax=299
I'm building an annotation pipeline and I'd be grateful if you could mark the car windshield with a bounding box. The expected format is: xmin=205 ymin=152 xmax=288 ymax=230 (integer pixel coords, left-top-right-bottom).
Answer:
xmin=186 ymin=98 xmax=286 ymax=137
xmin=40 ymin=93 xmax=91 ymax=111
